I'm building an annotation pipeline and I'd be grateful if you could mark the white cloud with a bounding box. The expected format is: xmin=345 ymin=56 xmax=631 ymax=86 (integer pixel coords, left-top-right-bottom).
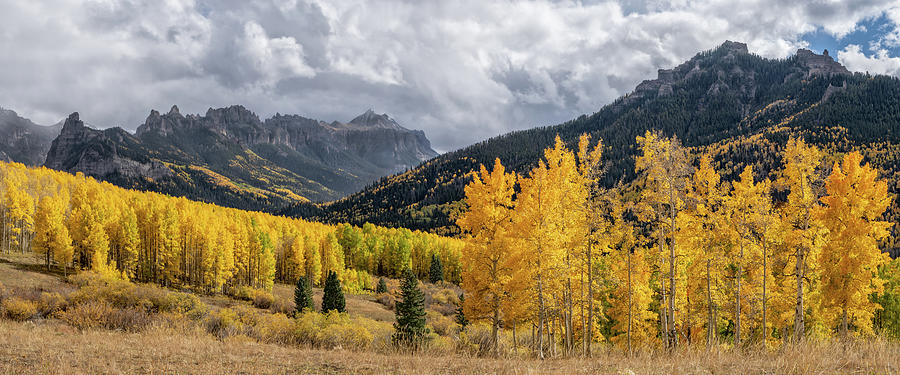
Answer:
xmin=0 ymin=0 xmax=898 ymax=151
xmin=839 ymin=44 xmax=900 ymax=76
xmin=237 ymin=21 xmax=315 ymax=86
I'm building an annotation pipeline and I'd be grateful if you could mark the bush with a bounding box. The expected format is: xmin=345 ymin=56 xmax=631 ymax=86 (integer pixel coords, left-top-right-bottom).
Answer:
xmin=269 ymin=296 xmax=293 ymax=315
xmin=68 ymin=271 xmax=207 ymax=315
xmin=59 ymin=301 xmax=153 ymax=331
xmin=376 ymin=293 xmax=395 ymax=310
xmin=1 ymin=297 xmax=38 ymax=321
xmin=252 ymin=291 xmax=275 ymax=310
xmin=427 ymin=310 xmax=455 ymax=336
xmin=38 ymin=292 xmax=66 ymax=317
xmin=456 ymin=323 xmax=494 ymax=356
xmin=204 ymin=307 xmax=245 ymax=339
xmin=295 ymin=311 xmax=375 ymax=349
xmin=250 ymin=313 xmax=297 ymax=345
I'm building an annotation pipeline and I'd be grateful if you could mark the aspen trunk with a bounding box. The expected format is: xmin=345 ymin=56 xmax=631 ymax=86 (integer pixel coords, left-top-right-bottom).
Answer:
xmin=762 ymin=241 xmax=768 ymax=346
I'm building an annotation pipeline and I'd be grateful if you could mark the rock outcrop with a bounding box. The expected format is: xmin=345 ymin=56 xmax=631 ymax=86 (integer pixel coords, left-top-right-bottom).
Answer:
xmin=796 ymin=48 xmax=851 ymax=76
xmin=45 ymin=112 xmax=172 ymax=180
xmin=0 ymin=107 xmax=62 ymax=166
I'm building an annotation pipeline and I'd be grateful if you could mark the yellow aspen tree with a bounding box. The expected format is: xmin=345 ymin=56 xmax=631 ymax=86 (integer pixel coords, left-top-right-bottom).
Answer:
xmin=777 ymin=137 xmax=824 ymax=340
xmin=817 ymin=152 xmax=891 ymax=337
xmin=286 ymin=234 xmax=306 ymax=283
xmin=724 ymin=166 xmax=770 ymax=347
xmin=33 ymin=195 xmax=71 ymax=272
xmin=457 ymin=158 xmax=526 ymax=356
xmin=514 ymin=136 xmax=581 ymax=358
xmin=576 ymin=134 xmax=603 ymax=356
xmin=607 ymin=242 xmax=657 ymax=352
xmin=304 ymin=234 xmax=322 ymax=286
xmin=634 ymin=130 xmax=693 ymax=349
xmin=320 ymin=231 xmax=344 ymax=285
xmin=115 ymin=205 xmax=140 ymax=279
xmin=680 ymin=153 xmax=727 ymax=346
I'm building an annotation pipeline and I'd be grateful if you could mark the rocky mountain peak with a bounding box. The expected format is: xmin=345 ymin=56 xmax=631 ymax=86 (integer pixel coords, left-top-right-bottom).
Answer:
xmin=205 ymin=105 xmax=261 ymax=125
xmin=61 ymin=112 xmax=85 ymax=132
xmin=720 ymin=40 xmax=749 ymax=54
xmin=349 ymin=109 xmax=404 ymax=130
xmin=168 ymin=105 xmax=181 ymax=116
xmin=795 ymin=48 xmax=850 ymax=76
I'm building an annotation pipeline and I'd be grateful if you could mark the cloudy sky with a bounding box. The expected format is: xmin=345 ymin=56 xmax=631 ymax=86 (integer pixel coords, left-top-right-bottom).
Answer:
xmin=1 ymin=0 xmax=899 ymax=152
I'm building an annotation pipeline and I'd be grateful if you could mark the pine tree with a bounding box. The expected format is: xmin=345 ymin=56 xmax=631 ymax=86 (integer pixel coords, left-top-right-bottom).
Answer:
xmin=376 ymin=277 xmax=388 ymax=294
xmin=455 ymin=293 xmax=469 ymax=329
xmin=393 ymin=268 xmax=428 ymax=348
xmin=429 ymin=253 xmax=443 ymax=283
xmin=294 ymin=276 xmax=314 ymax=315
xmin=321 ymin=270 xmax=346 ymax=313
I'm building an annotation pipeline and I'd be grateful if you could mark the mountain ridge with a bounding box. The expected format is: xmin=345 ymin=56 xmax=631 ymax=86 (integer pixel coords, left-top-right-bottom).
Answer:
xmin=287 ymin=41 xmax=900 ymax=244
xmin=37 ymin=105 xmax=437 ymax=212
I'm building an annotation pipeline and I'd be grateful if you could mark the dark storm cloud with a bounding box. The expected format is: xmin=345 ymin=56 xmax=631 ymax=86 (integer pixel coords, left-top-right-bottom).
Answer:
xmin=0 ymin=0 xmax=898 ymax=152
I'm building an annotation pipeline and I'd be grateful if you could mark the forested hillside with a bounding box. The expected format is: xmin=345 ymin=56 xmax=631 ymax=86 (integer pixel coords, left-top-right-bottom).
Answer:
xmin=0 ymin=162 xmax=463 ymax=293
xmin=290 ymin=41 xmax=900 ymax=246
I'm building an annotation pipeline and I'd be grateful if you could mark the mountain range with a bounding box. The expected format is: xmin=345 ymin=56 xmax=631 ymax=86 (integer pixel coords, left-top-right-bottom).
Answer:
xmin=1 ymin=106 xmax=437 ymax=211
xmin=287 ymin=41 xmax=900 ymax=247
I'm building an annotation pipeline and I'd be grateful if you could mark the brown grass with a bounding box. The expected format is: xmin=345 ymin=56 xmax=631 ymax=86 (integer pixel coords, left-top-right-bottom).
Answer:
xmin=1 ymin=254 xmax=899 ymax=374
xmin=0 ymin=319 xmax=898 ymax=374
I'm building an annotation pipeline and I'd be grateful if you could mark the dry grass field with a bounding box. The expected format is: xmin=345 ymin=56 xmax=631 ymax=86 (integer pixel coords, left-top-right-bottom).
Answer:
xmin=1 ymin=319 xmax=899 ymax=374
xmin=1 ymin=254 xmax=899 ymax=374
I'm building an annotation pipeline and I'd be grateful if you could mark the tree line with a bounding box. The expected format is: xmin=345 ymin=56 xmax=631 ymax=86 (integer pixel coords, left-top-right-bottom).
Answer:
xmin=458 ymin=131 xmax=895 ymax=357
xmin=0 ymin=163 xmax=464 ymax=293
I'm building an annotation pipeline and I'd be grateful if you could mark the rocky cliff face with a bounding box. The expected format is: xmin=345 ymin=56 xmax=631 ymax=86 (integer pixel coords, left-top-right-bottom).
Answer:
xmin=133 ymin=105 xmax=438 ymax=183
xmin=41 ymin=105 xmax=439 ymax=210
xmin=45 ymin=113 xmax=172 ymax=180
xmin=0 ymin=108 xmax=61 ymax=166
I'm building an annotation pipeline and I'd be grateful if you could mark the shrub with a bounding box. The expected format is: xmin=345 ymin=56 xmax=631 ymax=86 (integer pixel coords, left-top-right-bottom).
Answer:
xmin=67 ymin=271 xmax=206 ymax=315
xmin=456 ymin=323 xmax=494 ymax=356
xmin=294 ymin=311 xmax=375 ymax=350
xmin=204 ymin=308 xmax=245 ymax=339
xmin=38 ymin=292 xmax=66 ymax=317
xmin=59 ymin=301 xmax=153 ymax=332
xmin=269 ymin=296 xmax=293 ymax=315
xmin=252 ymin=290 xmax=275 ymax=310
xmin=427 ymin=310 xmax=455 ymax=336
xmin=376 ymin=293 xmax=395 ymax=310
xmin=1 ymin=297 xmax=38 ymax=321
xmin=251 ymin=313 xmax=297 ymax=345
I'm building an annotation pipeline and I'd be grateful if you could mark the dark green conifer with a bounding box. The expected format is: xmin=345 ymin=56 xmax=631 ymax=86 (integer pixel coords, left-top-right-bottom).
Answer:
xmin=428 ymin=253 xmax=444 ymax=284
xmin=321 ymin=271 xmax=345 ymax=313
xmin=393 ymin=268 xmax=428 ymax=348
xmin=455 ymin=293 xmax=469 ymax=329
xmin=376 ymin=277 xmax=388 ymax=294
xmin=293 ymin=276 xmax=313 ymax=316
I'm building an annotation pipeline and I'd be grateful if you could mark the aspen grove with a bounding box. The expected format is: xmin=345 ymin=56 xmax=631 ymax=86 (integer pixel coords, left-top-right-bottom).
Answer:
xmin=0 ymin=163 xmax=464 ymax=294
xmin=458 ymin=131 xmax=896 ymax=355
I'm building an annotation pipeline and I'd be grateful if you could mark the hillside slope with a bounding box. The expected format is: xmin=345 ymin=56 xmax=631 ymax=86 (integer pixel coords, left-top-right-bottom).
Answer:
xmin=290 ymin=41 xmax=900 ymax=240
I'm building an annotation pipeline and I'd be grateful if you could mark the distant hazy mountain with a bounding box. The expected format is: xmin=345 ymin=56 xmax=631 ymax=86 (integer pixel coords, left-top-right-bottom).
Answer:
xmin=41 ymin=105 xmax=437 ymax=211
xmin=0 ymin=108 xmax=62 ymax=166
xmin=290 ymin=41 xmax=900 ymax=244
